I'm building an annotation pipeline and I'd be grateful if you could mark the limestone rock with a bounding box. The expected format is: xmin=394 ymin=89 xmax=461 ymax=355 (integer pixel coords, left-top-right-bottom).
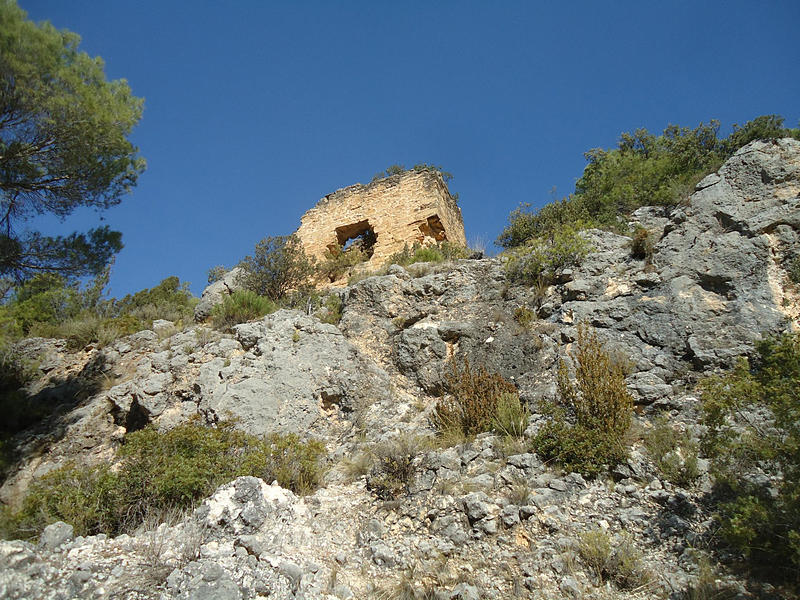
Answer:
xmin=194 ymin=266 xmax=245 ymax=322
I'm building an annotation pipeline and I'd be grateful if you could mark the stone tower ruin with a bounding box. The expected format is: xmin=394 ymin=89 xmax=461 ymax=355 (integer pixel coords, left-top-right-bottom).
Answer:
xmin=294 ymin=169 xmax=466 ymax=270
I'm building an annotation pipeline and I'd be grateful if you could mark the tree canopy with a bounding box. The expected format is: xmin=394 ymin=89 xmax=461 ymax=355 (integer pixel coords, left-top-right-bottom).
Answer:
xmin=0 ymin=1 xmax=145 ymax=282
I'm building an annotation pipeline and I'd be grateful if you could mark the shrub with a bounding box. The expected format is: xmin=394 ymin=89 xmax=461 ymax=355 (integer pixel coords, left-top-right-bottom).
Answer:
xmin=317 ymin=294 xmax=343 ymax=325
xmin=630 ymin=225 xmax=655 ymax=262
xmin=533 ymin=324 xmax=633 ymax=477
xmin=579 ymin=530 xmax=651 ymax=589
xmin=238 ymin=235 xmax=315 ymax=301
xmin=700 ymin=333 xmax=800 ymax=585
xmin=366 ymin=436 xmax=421 ymax=500
xmin=211 ymin=290 xmax=276 ymax=331
xmin=386 ymin=241 xmax=470 ymax=269
xmin=513 ymin=306 xmax=537 ymax=329
xmin=503 ymin=227 xmax=588 ymax=287
xmin=498 ymin=115 xmax=800 ymax=249
xmin=207 ymin=265 xmax=227 ymax=284
xmin=0 ymin=273 xmax=196 ymax=350
xmin=1 ymin=420 xmax=326 ymax=539
xmin=113 ymin=276 xmax=196 ymax=325
xmin=371 ymin=163 xmax=454 ymax=184
xmin=644 ymin=415 xmax=700 ymax=487
xmin=433 ymin=358 xmax=518 ymax=440
xmin=789 ymin=256 xmax=800 ymax=284
xmin=492 ymin=392 xmax=529 ymax=438
xmin=317 ymin=244 xmax=368 ymax=282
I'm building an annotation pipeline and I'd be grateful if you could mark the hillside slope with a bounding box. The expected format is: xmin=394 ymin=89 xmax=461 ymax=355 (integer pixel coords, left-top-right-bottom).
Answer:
xmin=0 ymin=139 xmax=798 ymax=600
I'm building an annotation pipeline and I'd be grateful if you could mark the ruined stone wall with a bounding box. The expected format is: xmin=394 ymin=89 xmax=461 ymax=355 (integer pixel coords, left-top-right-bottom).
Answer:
xmin=294 ymin=170 xmax=466 ymax=268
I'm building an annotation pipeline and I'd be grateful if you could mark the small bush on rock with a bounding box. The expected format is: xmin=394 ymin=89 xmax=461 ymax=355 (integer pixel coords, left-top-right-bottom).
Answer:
xmin=433 ymin=358 xmax=518 ymax=440
xmin=579 ymin=529 xmax=651 ymax=589
xmin=644 ymin=415 xmax=700 ymax=487
xmin=630 ymin=225 xmax=655 ymax=262
xmin=211 ymin=290 xmax=276 ymax=331
xmin=700 ymin=333 xmax=800 ymax=586
xmin=317 ymin=244 xmax=369 ymax=282
xmin=789 ymin=256 xmax=800 ymax=284
xmin=504 ymin=227 xmax=588 ymax=287
xmin=238 ymin=235 xmax=315 ymax=301
xmin=492 ymin=392 xmax=529 ymax=438
xmin=366 ymin=436 xmax=421 ymax=500
xmin=0 ymin=420 xmax=326 ymax=539
xmin=386 ymin=241 xmax=470 ymax=269
xmin=533 ymin=324 xmax=633 ymax=477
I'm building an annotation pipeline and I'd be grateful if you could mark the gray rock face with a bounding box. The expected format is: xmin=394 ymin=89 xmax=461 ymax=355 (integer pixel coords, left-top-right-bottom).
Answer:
xmin=196 ymin=310 xmax=391 ymax=435
xmin=194 ymin=267 xmax=245 ymax=322
xmin=38 ymin=521 xmax=73 ymax=551
xmin=0 ymin=139 xmax=798 ymax=600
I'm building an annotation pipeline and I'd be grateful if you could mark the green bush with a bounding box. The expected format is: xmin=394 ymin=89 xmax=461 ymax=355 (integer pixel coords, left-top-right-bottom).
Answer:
xmin=386 ymin=241 xmax=470 ymax=268
xmin=211 ymin=290 xmax=276 ymax=331
xmin=579 ymin=530 xmax=651 ymax=589
xmin=433 ymin=358 xmax=519 ymax=440
xmin=317 ymin=244 xmax=369 ymax=282
xmin=317 ymin=294 xmax=343 ymax=325
xmin=0 ymin=274 xmax=197 ymax=350
xmin=498 ymin=115 xmax=800 ymax=249
xmin=700 ymin=333 xmax=800 ymax=585
xmin=113 ymin=276 xmax=197 ymax=326
xmin=513 ymin=306 xmax=537 ymax=329
xmin=1 ymin=420 xmax=326 ymax=539
xmin=789 ymin=256 xmax=800 ymax=284
xmin=533 ymin=324 xmax=633 ymax=477
xmin=366 ymin=436 xmax=421 ymax=500
xmin=644 ymin=415 xmax=700 ymax=487
xmin=238 ymin=235 xmax=315 ymax=302
xmin=503 ymin=227 xmax=588 ymax=287
xmin=492 ymin=392 xmax=529 ymax=438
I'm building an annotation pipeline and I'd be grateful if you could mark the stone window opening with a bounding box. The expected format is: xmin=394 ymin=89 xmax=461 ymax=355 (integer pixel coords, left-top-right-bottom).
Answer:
xmin=418 ymin=214 xmax=447 ymax=242
xmin=331 ymin=220 xmax=378 ymax=258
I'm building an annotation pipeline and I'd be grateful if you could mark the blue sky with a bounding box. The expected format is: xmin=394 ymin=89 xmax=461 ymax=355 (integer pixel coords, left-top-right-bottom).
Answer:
xmin=20 ymin=1 xmax=800 ymax=297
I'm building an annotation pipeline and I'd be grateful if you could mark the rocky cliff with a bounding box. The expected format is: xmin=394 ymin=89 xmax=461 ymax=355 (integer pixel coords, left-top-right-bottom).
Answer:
xmin=1 ymin=139 xmax=798 ymax=600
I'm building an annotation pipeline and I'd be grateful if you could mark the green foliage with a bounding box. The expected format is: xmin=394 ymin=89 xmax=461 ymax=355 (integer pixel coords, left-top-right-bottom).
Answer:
xmin=366 ymin=436 xmax=421 ymax=500
xmin=643 ymin=415 xmax=700 ymax=487
xmin=113 ymin=276 xmax=196 ymax=325
xmin=578 ymin=530 xmax=651 ymax=589
xmin=491 ymin=392 xmax=529 ymax=438
xmin=238 ymin=235 xmax=314 ymax=302
xmin=789 ymin=256 xmax=800 ymax=284
xmin=0 ymin=1 xmax=144 ymax=281
xmin=371 ymin=163 xmax=454 ymax=184
xmin=498 ymin=198 xmax=591 ymax=249
xmin=498 ymin=115 xmax=800 ymax=249
xmin=317 ymin=294 xmax=343 ymax=325
xmin=513 ymin=306 xmax=537 ymax=329
xmin=433 ymin=357 xmax=519 ymax=440
xmin=1 ymin=420 xmax=326 ymax=539
xmin=723 ymin=114 xmax=800 ymax=154
xmin=700 ymin=333 xmax=800 ymax=584
xmin=0 ymin=273 xmax=197 ymax=350
xmin=207 ymin=265 xmax=227 ymax=284
xmin=211 ymin=290 xmax=276 ymax=331
xmin=533 ymin=324 xmax=633 ymax=477
xmin=317 ymin=244 xmax=369 ymax=282
xmin=386 ymin=241 xmax=470 ymax=268
xmin=504 ymin=227 xmax=589 ymax=287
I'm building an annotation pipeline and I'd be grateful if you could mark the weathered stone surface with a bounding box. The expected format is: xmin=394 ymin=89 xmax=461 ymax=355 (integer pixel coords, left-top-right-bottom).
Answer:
xmin=0 ymin=139 xmax=798 ymax=600
xmin=295 ymin=169 xmax=466 ymax=269
xmin=194 ymin=266 xmax=245 ymax=322
xmin=196 ymin=309 xmax=391 ymax=435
